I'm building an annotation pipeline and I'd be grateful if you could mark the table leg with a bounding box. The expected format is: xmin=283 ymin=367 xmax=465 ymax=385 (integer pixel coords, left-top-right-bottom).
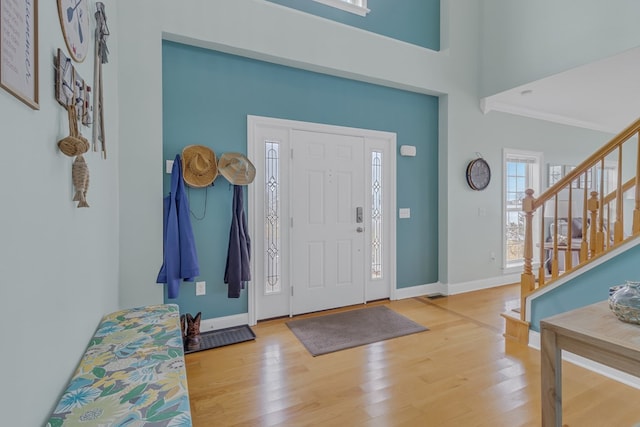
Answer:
xmin=541 ymin=326 xmax=562 ymax=427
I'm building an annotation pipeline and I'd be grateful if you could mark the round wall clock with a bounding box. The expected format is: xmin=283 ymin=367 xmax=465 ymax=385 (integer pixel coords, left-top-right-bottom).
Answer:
xmin=57 ymin=0 xmax=91 ymax=63
xmin=466 ymin=157 xmax=491 ymax=191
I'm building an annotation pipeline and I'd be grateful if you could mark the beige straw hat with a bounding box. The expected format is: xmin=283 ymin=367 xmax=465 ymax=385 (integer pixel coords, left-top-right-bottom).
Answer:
xmin=182 ymin=145 xmax=218 ymax=188
xmin=218 ymin=152 xmax=256 ymax=185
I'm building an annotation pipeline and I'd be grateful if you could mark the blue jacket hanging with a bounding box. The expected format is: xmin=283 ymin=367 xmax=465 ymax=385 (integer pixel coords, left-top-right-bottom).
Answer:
xmin=157 ymin=154 xmax=200 ymax=298
xmin=224 ymin=185 xmax=251 ymax=298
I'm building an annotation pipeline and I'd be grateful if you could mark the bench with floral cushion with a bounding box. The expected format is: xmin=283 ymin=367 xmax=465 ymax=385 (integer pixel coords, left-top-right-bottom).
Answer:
xmin=46 ymin=304 xmax=192 ymax=426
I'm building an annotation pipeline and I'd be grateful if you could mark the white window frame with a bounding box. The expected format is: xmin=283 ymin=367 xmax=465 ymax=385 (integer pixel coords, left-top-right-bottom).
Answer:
xmin=503 ymin=148 xmax=543 ymax=273
xmin=313 ymin=0 xmax=370 ymax=16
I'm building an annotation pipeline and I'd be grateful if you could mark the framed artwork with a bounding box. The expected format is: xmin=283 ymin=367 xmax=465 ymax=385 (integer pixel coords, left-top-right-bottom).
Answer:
xmin=55 ymin=48 xmax=91 ymax=126
xmin=55 ymin=48 xmax=74 ymax=106
xmin=0 ymin=0 xmax=39 ymax=109
xmin=73 ymin=70 xmax=91 ymax=126
xmin=548 ymin=164 xmax=563 ymax=187
xmin=57 ymin=0 xmax=90 ymax=62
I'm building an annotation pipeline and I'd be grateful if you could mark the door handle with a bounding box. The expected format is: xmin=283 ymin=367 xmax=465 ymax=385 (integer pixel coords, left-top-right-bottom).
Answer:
xmin=356 ymin=207 xmax=363 ymax=223
xmin=356 ymin=227 xmax=364 ymax=233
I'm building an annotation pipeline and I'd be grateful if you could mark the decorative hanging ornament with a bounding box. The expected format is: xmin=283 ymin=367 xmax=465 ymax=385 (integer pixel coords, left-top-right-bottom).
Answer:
xmin=57 ymin=0 xmax=91 ymax=62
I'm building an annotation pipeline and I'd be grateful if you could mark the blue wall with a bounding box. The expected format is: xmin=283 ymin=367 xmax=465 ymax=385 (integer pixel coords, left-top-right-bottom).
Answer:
xmin=267 ymin=0 xmax=440 ymax=50
xmin=162 ymin=40 xmax=438 ymax=319
xmin=530 ymin=243 xmax=640 ymax=332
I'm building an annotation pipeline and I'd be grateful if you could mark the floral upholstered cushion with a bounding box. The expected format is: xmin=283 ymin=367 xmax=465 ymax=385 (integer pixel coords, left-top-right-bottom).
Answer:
xmin=47 ymin=304 xmax=192 ymax=427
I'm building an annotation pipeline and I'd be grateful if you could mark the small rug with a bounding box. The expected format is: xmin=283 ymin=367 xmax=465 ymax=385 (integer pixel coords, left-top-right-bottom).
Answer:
xmin=286 ymin=305 xmax=428 ymax=356
xmin=184 ymin=324 xmax=256 ymax=354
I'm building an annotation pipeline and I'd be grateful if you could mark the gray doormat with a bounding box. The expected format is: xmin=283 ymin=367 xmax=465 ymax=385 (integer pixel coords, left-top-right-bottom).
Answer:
xmin=184 ymin=324 xmax=255 ymax=354
xmin=286 ymin=305 xmax=428 ymax=356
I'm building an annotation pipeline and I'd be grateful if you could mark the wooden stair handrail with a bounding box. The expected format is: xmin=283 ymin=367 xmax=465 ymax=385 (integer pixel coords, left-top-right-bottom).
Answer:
xmin=533 ymin=117 xmax=640 ymax=210
xmin=603 ymin=176 xmax=635 ymax=205
xmin=516 ymin=117 xmax=640 ymax=326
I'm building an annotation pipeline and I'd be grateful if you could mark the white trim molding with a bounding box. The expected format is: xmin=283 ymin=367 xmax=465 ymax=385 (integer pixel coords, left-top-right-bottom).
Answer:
xmin=394 ymin=282 xmax=446 ymax=300
xmin=313 ymin=0 xmax=370 ymax=16
xmin=200 ymin=313 xmax=250 ymax=333
xmin=480 ymin=97 xmax=615 ymax=134
xmin=447 ymin=273 xmax=521 ymax=295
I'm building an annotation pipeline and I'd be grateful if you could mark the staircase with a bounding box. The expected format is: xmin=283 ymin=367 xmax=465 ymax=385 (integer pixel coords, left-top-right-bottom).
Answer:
xmin=503 ymin=117 xmax=640 ymax=344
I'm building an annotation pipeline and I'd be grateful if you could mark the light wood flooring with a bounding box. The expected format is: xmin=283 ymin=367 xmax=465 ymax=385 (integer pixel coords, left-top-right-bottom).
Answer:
xmin=185 ymin=284 xmax=640 ymax=426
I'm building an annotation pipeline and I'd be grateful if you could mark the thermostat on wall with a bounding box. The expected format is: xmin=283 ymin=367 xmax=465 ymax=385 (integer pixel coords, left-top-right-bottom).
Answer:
xmin=400 ymin=145 xmax=416 ymax=157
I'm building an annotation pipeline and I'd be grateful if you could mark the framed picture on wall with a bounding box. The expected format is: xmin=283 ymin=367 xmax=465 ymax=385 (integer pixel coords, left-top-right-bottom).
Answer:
xmin=0 ymin=0 xmax=39 ymax=109
xmin=55 ymin=48 xmax=74 ymax=107
xmin=73 ymin=71 xmax=91 ymax=126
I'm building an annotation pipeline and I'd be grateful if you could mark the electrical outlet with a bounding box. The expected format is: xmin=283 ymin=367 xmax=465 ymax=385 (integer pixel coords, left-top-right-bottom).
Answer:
xmin=195 ymin=281 xmax=206 ymax=296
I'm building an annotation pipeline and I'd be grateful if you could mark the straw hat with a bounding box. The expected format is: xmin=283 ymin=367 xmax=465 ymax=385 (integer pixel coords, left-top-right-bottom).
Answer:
xmin=218 ymin=152 xmax=256 ymax=185
xmin=182 ymin=145 xmax=218 ymax=188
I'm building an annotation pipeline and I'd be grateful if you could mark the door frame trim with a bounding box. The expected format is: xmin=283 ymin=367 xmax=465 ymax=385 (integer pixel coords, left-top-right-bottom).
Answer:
xmin=247 ymin=115 xmax=397 ymax=325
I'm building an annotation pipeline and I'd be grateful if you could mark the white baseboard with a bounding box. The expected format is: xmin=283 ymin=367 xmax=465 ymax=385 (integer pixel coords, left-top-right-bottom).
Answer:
xmin=394 ymin=274 xmax=521 ymax=301
xmin=529 ymin=330 xmax=640 ymax=389
xmin=394 ymin=282 xmax=446 ymax=300
xmin=200 ymin=313 xmax=249 ymax=333
xmin=447 ymin=273 xmax=521 ymax=295
xmin=207 ymin=275 xmax=516 ymax=328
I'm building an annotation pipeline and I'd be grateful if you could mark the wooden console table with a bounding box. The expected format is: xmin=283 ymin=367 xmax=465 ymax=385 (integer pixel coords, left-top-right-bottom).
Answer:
xmin=540 ymin=301 xmax=640 ymax=426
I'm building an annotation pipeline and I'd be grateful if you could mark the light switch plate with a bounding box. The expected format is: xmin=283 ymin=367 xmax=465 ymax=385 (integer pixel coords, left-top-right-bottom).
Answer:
xmin=195 ymin=281 xmax=206 ymax=296
xmin=166 ymin=160 xmax=174 ymax=174
xmin=399 ymin=208 xmax=411 ymax=219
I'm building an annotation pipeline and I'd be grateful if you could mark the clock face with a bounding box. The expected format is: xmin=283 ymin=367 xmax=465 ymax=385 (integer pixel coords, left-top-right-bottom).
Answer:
xmin=58 ymin=0 xmax=91 ymax=62
xmin=466 ymin=158 xmax=491 ymax=191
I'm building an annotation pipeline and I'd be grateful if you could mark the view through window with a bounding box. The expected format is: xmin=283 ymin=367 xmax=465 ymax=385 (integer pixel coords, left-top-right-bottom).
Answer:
xmin=504 ymin=150 xmax=541 ymax=268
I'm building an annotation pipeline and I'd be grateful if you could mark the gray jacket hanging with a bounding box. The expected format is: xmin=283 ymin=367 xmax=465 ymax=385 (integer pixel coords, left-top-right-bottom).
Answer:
xmin=224 ymin=185 xmax=251 ymax=298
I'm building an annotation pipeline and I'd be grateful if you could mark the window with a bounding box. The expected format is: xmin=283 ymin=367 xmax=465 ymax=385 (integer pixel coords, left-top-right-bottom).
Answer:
xmin=313 ymin=0 xmax=370 ymax=16
xmin=503 ymin=149 xmax=542 ymax=269
xmin=371 ymin=151 xmax=383 ymax=279
xmin=264 ymin=141 xmax=281 ymax=294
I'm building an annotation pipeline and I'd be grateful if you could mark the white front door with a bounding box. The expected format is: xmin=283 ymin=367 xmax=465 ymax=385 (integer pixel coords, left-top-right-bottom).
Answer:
xmin=247 ymin=116 xmax=397 ymax=323
xmin=290 ymin=130 xmax=365 ymax=315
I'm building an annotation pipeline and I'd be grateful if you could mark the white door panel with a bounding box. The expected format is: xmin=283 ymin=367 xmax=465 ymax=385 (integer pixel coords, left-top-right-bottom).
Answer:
xmin=291 ymin=130 xmax=365 ymax=315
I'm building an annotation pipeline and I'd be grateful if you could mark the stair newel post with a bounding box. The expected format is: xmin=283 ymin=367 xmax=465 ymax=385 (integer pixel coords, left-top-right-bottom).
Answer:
xmin=588 ymin=191 xmax=602 ymax=255
xmin=634 ymin=131 xmax=640 ymax=235
xmin=520 ymin=189 xmax=536 ymax=320
xmin=614 ymin=146 xmax=624 ymax=243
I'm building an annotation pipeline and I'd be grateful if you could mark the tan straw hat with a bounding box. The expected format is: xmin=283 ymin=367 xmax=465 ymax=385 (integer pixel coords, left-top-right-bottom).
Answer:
xmin=218 ymin=152 xmax=256 ymax=185
xmin=182 ymin=145 xmax=218 ymax=188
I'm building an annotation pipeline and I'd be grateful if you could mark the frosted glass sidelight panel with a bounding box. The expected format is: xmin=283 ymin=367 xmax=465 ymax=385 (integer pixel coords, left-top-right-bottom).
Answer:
xmin=265 ymin=141 xmax=281 ymax=294
xmin=371 ymin=151 xmax=383 ymax=279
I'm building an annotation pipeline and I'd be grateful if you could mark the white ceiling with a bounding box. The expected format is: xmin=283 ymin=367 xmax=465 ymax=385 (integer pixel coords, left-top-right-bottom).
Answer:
xmin=480 ymin=46 xmax=640 ymax=134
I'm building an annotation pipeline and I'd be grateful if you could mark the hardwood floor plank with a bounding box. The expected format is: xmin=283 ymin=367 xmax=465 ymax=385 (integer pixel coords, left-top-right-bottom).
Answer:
xmin=185 ymin=284 xmax=640 ymax=426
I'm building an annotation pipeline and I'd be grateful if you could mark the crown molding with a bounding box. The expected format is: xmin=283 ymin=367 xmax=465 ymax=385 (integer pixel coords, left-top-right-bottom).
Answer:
xmin=480 ymin=98 xmax=615 ymax=134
